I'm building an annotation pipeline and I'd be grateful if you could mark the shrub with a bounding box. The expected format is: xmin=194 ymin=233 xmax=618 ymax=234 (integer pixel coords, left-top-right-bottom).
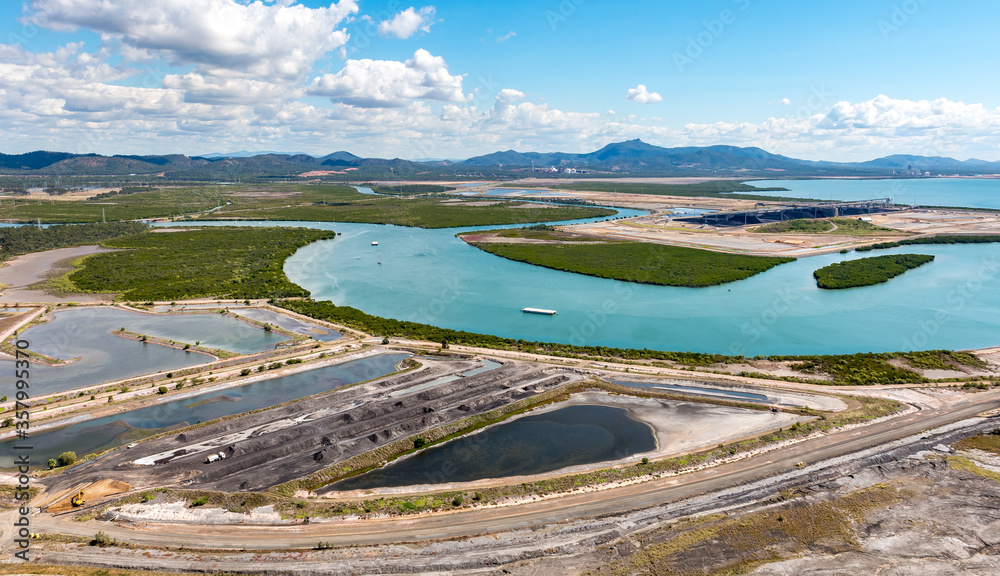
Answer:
xmin=57 ymin=451 xmax=77 ymax=467
xmin=413 ymin=438 xmax=426 ymax=449
xmin=157 ymin=386 xmax=168 ymax=395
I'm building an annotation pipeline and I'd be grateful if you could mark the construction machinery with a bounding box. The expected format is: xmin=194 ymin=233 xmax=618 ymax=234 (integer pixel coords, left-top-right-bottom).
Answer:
xmin=71 ymin=490 xmax=85 ymax=507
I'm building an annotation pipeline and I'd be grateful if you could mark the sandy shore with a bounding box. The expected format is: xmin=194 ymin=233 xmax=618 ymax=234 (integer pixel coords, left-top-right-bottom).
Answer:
xmin=0 ymin=244 xmax=114 ymax=303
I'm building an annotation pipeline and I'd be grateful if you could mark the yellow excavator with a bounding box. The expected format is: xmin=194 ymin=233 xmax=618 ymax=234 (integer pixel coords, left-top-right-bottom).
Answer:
xmin=71 ymin=490 xmax=85 ymax=507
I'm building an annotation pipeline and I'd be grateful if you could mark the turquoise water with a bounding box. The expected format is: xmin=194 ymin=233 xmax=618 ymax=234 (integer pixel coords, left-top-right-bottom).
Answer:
xmin=748 ymin=178 xmax=1000 ymax=209
xmin=154 ymin=191 xmax=1000 ymax=356
xmin=324 ymin=404 xmax=655 ymax=491
xmin=283 ymin=221 xmax=1000 ymax=356
xmin=0 ymin=307 xmax=286 ymax=395
xmin=0 ymin=353 xmax=408 ymax=468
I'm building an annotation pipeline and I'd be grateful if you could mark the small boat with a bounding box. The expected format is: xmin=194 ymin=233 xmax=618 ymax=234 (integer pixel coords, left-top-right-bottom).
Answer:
xmin=371 ymin=241 xmax=379 ymax=246
xmin=522 ymin=307 xmax=557 ymax=315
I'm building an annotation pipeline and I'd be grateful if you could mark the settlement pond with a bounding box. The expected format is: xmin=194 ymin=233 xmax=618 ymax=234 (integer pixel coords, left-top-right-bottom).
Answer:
xmin=325 ymin=403 xmax=655 ymax=491
xmin=323 ymin=391 xmax=805 ymax=493
xmin=0 ymin=307 xmax=290 ymax=396
xmin=0 ymin=353 xmax=408 ymax=468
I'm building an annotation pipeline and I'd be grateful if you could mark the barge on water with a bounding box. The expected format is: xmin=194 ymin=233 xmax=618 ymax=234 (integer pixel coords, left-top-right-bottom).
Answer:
xmin=522 ymin=307 xmax=557 ymax=315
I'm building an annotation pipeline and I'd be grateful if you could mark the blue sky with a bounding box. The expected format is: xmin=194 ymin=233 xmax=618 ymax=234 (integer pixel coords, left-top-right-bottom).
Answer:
xmin=1 ymin=0 xmax=998 ymax=161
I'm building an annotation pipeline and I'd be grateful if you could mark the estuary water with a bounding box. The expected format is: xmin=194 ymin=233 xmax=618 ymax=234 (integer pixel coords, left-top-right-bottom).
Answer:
xmin=748 ymin=178 xmax=1000 ymax=209
xmin=153 ymin=182 xmax=1000 ymax=356
xmin=0 ymin=353 xmax=408 ymax=468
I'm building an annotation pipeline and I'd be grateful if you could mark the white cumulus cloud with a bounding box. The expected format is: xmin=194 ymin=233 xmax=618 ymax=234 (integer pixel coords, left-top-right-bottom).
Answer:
xmin=308 ymin=49 xmax=466 ymax=108
xmin=625 ymin=84 xmax=662 ymax=104
xmin=30 ymin=0 xmax=358 ymax=81
xmin=378 ymin=6 xmax=436 ymax=39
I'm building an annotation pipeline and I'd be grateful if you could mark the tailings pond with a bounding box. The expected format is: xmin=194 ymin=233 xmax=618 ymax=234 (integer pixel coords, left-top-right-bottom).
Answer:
xmin=0 ymin=307 xmax=289 ymax=395
xmin=324 ymin=404 xmax=655 ymax=491
xmin=0 ymin=353 xmax=408 ymax=468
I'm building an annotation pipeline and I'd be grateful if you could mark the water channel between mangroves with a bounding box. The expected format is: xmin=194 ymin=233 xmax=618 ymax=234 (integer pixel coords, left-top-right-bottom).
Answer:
xmin=0 ymin=307 xmax=289 ymax=396
xmin=324 ymin=404 xmax=656 ymax=492
xmin=0 ymin=353 xmax=408 ymax=468
xmin=159 ymin=201 xmax=1000 ymax=356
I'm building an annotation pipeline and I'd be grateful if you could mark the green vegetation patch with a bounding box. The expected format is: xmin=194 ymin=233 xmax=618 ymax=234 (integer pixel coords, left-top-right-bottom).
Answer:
xmin=947 ymin=455 xmax=1000 ymax=483
xmin=0 ymin=186 xmax=229 ymax=223
xmin=67 ymin=227 xmax=335 ymax=300
xmin=753 ymin=219 xmax=834 ymax=233
xmin=0 ymin=222 xmax=148 ymax=261
xmin=856 ymin=233 xmax=1000 ymax=252
xmin=464 ymin=232 xmax=793 ymax=287
xmin=215 ymin=197 xmax=614 ymax=228
xmin=279 ymin=299 xmax=736 ymax=367
xmin=783 ymin=352 xmax=922 ymax=385
xmin=954 ymin=432 xmax=1000 ymax=455
xmin=753 ymin=217 xmax=902 ymax=235
xmin=365 ymin=183 xmax=454 ymax=195
xmin=813 ymin=254 xmax=934 ymax=289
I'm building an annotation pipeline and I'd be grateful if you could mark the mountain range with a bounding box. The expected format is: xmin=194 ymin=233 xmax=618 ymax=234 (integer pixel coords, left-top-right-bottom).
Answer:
xmin=1 ymin=140 xmax=998 ymax=181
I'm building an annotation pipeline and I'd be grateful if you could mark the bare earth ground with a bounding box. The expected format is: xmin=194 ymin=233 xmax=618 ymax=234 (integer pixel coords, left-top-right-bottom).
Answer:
xmin=570 ymin=208 xmax=1000 ymax=257
xmin=0 ymin=188 xmax=116 ymax=202
xmin=0 ymin=245 xmax=114 ymax=303
xmin=13 ymin=417 xmax=1000 ymax=575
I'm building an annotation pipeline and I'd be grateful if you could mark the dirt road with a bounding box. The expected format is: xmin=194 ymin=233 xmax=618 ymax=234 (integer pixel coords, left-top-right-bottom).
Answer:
xmin=29 ymin=389 xmax=1000 ymax=550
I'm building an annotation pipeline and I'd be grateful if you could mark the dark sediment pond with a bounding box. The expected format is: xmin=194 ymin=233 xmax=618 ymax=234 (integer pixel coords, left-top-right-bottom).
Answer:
xmin=0 ymin=353 xmax=408 ymax=468
xmin=324 ymin=404 xmax=655 ymax=492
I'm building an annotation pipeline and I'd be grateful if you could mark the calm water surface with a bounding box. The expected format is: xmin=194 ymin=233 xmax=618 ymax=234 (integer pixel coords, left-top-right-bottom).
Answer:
xmin=748 ymin=178 xmax=1000 ymax=209
xmin=155 ymin=185 xmax=1000 ymax=356
xmin=324 ymin=404 xmax=655 ymax=491
xmin=0 ymin=353 xmax=407 ymax=468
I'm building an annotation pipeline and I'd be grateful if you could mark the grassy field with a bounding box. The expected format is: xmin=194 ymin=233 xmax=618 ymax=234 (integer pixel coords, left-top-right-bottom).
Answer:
xmin=461 ymin=228 xmax=793 ymax=287
xmin=553 ymin=180 xmax=801 ymax=201
xmin=0 ymin=186 xmax=228 ymax=223
xmin=212 ymin=197 xmax=615 ymax=228
xmin=753 ymin=217 xmax=903 ymax=235
xmin=813 ymin=254 xmax=934 ymax=289
xmin=954 ymin=432 xmax=1000 ymax=455
xmin=0 ymin=183 xmax=614 ymax=228
xmin=66 ymin=227 xmax=335 ymax=300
